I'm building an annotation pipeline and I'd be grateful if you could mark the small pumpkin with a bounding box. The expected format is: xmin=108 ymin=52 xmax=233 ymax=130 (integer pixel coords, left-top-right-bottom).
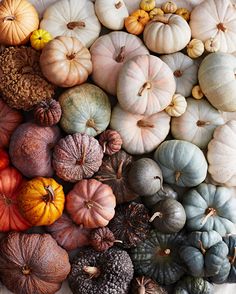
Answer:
xmin=131 ymin=276 xmax=167 ymax=294
xmin=66 ymin=179 xmax=116 ymax=229
xmin=34 ymin=99 xmax=62 ymax=127
xmin=175 ymin=8 xmax=191 ymax=22
xmin=140 ymin=0 xmax=155 ymax=11
xmin=90 ymin=227 xmax=117 ymax=252
xmin=125 ymin=9 xmax=150 ymax=35
xmin=0 ymin=149 xmax=9 ymax=171
xmin=165 ymin=94 xmax=187 ymax=117
xmin=192 ymin=85 xmax=204 ymax=99
xmin=98 ymin=130 xmax=122 ymax=155
xmin=204 ymin=37 xmax=220 ymax=53
xmin=187 ymin=39 xmax=204 ymax=58
xmin=162 ymin=1 xmax=177 ymax=13
xmin=174 ymin=276 xmax=214 ymax=294
xmin=30 ymin=29 xmax=52 ymax=50
xmin=149 ymin=7 xmax=164 ymax=19
xmin=223 ymin=235 xmax=236 ymax=283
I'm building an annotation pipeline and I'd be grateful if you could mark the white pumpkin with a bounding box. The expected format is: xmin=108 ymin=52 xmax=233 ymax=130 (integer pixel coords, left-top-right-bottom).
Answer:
xmin=95 ymin=0 xmax=129 ymax=30
xmin=171 ymin=98 xmax=224 ymax=149
xmin=40 ymin=0 xmax=101 ymax=48
xmin=160 ymin=52 xmax=199 ymax=97
xmin=117 ymin=54 xmax=176 ymax=115
xmin=187 ymin=39 xmax=204 ymax=59
xmin=29 ymin=0 xmax=57 ymax=18
xmin=165 ymin=94 xmax=187 ymax=117
xmin=190 ymin=0 xmax=236 ymax=53
xmin=110 ymin=104 xmax=170 ymax=155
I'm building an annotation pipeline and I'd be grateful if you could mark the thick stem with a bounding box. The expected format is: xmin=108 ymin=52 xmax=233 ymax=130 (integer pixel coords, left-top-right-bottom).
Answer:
xmin=201 ymin=208 xmax=216 ymax=226
xmin=77 ymin=145 xmax=87 ymax=165
xmin=138 ymin=286 xmax=146 ymax=294
xmin=175 ymin=171 xmax=181 ymax=183
xmin=67 ymin=21 xmax=86 ymax=29
xmin=115 ymin=1 xmax=122 ymax=9
xmin=229 ymin=247 xmax=236 ymax=264
xmin=138 ymin=82 xmax=152 ymax=96
xmin=43 ymin=186 xmax=55 ymax=203
xmin=197 ymin=120 xmax=211 ymax=127
xmin=137 ymin=119 xmax=154 ymax=128
xmin=22 ymin=265 xmax=31 ymax=275
xmin=199 ymin=240 xmax=206 ymax=255
xmin=174 ymin=70 xmax=183 ymax=77
xmin=114 ymin=240 xmax=123 ymax=244
xmin=115 ymin=46 xmax=125 ymax=63
xmin=3 ymin=16 xmax=15 ymax=22
xmin=116 ymin=160 xmax=124 ymax=179
xmin=102 ymin=141 xmax=107 ymax=153
xmin=152 ymin=15 xmax=169 ymax=24
xmin=217 ymin=23 xmax=227 ymax=32
xmin=83 ymin=266 xmax=101 ymax=278
xmin=86 ymin=119 xmax=99 ymax=133
xmin=149 ymin=211 xmax=163 ymax=222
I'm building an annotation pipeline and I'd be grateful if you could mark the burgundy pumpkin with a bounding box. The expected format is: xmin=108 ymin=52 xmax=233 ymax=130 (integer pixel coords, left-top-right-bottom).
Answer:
xmin=34 ymin=99 xmax=62 ymax=127
xmin=90 ymin=227 xmax=119 ymax=252
xmin=99 ymin=129 xmax=122 ymax=155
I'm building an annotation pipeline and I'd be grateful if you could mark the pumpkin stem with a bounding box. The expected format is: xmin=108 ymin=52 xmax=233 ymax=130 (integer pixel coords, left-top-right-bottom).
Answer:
xmin=138 ymin=285 xmax=146 ymax=294
xmin=198 ymin=240 xmax=206 ymax=255
xmin=102 ymin=141 xmax=107 ymax=153
xmin=66 ymin=53 xmax=76 ymax=60
xmin=115 ymin=1 xmax=122 ymax=9
xmin=138 ymin=82 xmax=152 ymax=96
xmin=217 ymin=23 xmax=227 ymax=32
xmin=197 ymin=120 xmax=211 ymax=127
xmin=117 ymin=160 xmax=124 ymax=179
xmin=77 ymin=145 xmax=87 ymax=166
xmin=229 ymin=247 xmax=236 ymax=264
xmin=116 ymin=46 xmax=125 ymax=63
xmin=83 ymin=266 xmax=101 ymax=278
xmin=86 ymin=119 xmax=99 ymax=133
xmin=149 ymin=211 xmax=163 ymax=222
xmin=84 ymin=200 xmax=104 ymax=210
xmin=175 ymin=171 xmax=181 ymax=183
xmin=1 ymin=194 xmax=12 ymax=206
xmin=67 ymin=21 xmax=86 ymax=29
xmin=158 ymin=248 xmax=171 ymax=256
xmin=152 ymin=15 xmax=169 ymax=24
xmin=201 ymin=207 xmax=216 ymax=226
xmin=22 ymin=265 xmax=31 ymax=275
xmin=43 ymin=186 xmax=55 ymax=203
xmin=3 ymin=15 xmax=15 ymax=22
xmin=114 ymin=239 xmax=123 ymax=244
xmin=137 ymin=119 xmax=154 ymax=128
xmin=174 ymin=70 xmax=183 ymax=77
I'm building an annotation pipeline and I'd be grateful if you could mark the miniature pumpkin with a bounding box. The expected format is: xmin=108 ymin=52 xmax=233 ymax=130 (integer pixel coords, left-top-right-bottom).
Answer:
xmin=59 ymin=83 xmax=111 ymax=136
xmin=140 ymin=0 xmax=155 ymax=11
xmin=192 ymin=85 xmax=204 ymax=99
xmin=223 ymin=235 xmax=236 ymax=283
xmin=174 ymin=276 xmax=214 ymax=294
xmin=0 ymin=149 xmax=9 ymax=171
xmin=149 ymin=7 xmax=164 ymax=18
xmin=162 ymin=1 xmax=177 ymax=13
xmin=175 ymin=8 xmax=191 ymax=22
xmin=53 ymin=133 xmax=103 ymax=183
xmin=90 ymin=227 xmax=118 ymax=252
xmin=187 ymin=39 xmax=204 ymax=58
xmin=125 ymin=9 xmax=150 ymax=35
xmin=0 ymin=0 xmax=39 ymax=46
xmin=0 ymin=232 xmax=71 ymax=294
xmin=165 ymin=94 xmax=187 ymax=117
xmin=0 ymin=99 xmax=22 ymax=148
xmin=40 ymin=0 xmax=101 ymax=48
xmin=110 ymin=104 xmax=170 ymax=155
xmin=90 ymin=31 xmax=149 ymax=95
xmin=154 ymin=140 xmax=208 ymax=187
xmin=18 ymin=177 xmax=65 ymax=226
xmin=204 ymin=37 xmax=220 ymax=53
xmin=131 ymin=276 xmax=167 ymax=294
xmin=66 ymin=179 xmax=116 ymax=229
xmin=117 ymin=54 xmax=176 ymax=115
xmin=99 ymin=130 xmax=122 ymax=155
xmin=171 ymin=98 xmax=224 ymax=149
xmin=9 ymin=122 xmax=60 ymax=178
xmin=34 ymin=99 xmax=61 ymax=127
xmin=30 ymin=29 xmax=52 ymax=50
xmin=143 ymin=14 xmax=191 ymax=54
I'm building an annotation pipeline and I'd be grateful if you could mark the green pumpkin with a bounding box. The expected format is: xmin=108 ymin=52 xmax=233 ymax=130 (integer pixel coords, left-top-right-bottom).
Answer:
xmin=154 ymin=140 xmax=207 ymax=187
xmin=59 ymin=83 xmax=111 ymax=136
xmin=180 ymin=230 xmax=229 ymax=277
xmin=223 ymin=235 xmax=236 ymax=283
xmin=174 ymin=276 xmax=213 ymax=294
xmin=130 ymin=229 xmax=186 ymax=285
xmin=183 ymin=183 xmax=236 ymax=236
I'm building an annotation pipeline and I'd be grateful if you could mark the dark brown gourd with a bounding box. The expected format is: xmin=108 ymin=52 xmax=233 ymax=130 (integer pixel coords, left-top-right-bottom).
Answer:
xmin=34 ymin=99 xmax=62 ymax=127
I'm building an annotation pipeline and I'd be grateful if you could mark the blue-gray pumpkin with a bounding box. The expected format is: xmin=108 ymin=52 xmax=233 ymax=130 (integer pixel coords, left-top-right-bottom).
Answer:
xmin=174 ymin=276 xmax=214 ymax=294
xmin=223 ymin=234 xmax=236 ymax=283
xmin=209 ymin=257 xmax=230 ymax=284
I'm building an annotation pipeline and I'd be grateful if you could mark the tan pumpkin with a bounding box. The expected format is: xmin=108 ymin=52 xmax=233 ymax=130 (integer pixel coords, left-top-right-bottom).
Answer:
xmin=165 ymin=94 xmax=187 ymax=117
xmin=149 ymin=7 xmax=164 ymax=19
xmin=187 ymin=39 xmax=204 ymax=58
xmin=0 ymin=0 xmax=39 ymax=46
xmin=40 ymin=36 xmax=92 ymax=88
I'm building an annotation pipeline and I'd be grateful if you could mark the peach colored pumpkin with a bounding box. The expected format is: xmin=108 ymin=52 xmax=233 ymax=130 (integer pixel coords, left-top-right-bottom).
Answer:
xmin=117 ymin=54 xmax=176 ymax=115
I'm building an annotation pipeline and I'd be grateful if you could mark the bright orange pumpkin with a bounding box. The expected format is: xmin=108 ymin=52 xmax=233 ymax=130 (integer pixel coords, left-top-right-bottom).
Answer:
xmin=0 ymin=149 xmax=9 ymax=171
xmin=125 ymin=9 xmax=150 ymax=35
xmin=17 ymin=177 xmax=65 ymax=226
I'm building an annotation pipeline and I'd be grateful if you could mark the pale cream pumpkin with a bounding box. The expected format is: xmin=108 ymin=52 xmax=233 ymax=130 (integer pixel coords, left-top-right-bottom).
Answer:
xmin=40 ymin=0 xmax=101 ymax=48
xmin=187 ymin=39 xmax=204 ymax=58
xmin=110 ymin=104 xmax=170 ymax=155
xmin=162 ymin=1 xmax=177 ymax=13
xmin=29 ymin=0 xmax=57 ymax=18
xmin=204 ymin=37 xmax=220 ymax=53
xmin=117 ymin=55 xmax=176 ymax=115
xmin=165 ymin=94 xmax=187 ymax=117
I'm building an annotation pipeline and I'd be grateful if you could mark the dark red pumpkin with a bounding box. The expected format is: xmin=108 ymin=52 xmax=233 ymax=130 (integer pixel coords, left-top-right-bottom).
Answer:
xmin=0 ymin=149 xmax=9 ymax=171
xmin=99 ymin=129 xmax=122 ymax=155
xmin=34 ymin=99 xmax=62 ymax=127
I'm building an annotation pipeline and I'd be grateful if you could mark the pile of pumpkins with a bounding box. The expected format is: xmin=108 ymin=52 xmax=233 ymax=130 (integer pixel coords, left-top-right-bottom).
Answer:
xmin=0 ymin=0 xmax=236 ymax=293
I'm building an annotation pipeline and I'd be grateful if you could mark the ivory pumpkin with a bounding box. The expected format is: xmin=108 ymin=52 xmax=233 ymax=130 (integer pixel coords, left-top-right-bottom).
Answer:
xmin=165 ymin=94 xmax=187 ymax=117
xmin=40 ymin=36 xmax=92 ymax=87
xmin=40 ymin=0 xmax=101 ymax=48
xmin=117 ymin=55 xmax=176 ymax=115
xmin=143 ymin=14 xmax=191 ymax=54
xmin=204 ymin=37 xmax=220 ymax=53
xmin=90 ymin=31 xmax=149 ymax=95
xmin=110 ymin=104 xmax=170 ymax=155
xmin=187 ymin=39 xmax=204 ymax=59
xmin=29 ymin=0 xmax=57 ymax=18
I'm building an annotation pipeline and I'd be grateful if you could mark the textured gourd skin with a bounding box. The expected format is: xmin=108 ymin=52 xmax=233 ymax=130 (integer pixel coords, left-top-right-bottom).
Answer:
xmin=174 ymin=276 xmax=214 ymax=294
xmin=34 ymin=99 xmax=62 ymax=127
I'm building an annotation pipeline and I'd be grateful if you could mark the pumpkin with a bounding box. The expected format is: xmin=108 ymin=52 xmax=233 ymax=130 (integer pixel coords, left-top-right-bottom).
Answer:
xmin=0 ymin=232 xmax=71 ymax=294
xmin=0 ymin=167 xmax=31 ymax=232
xmin=171 ymin=98 xmax=225 ymax=149
xmin=0 ymin=149 xmax=9 ymax=171
xmin=40 ymin=36 xmax=92 ymax=88
xmin=131 ymin=276 xmax=167 ymax=294
xmin=130 ymin=230 xmax=186 ymax=285
xmin=183 ymin=183 xmax=236 ymax=236
xmin=95 ymin=0 xmax=129 ymax=30
xmin=207 ymin=120 xmax=236 ymax=186
xmin=0 ymin=99 xmax=23 ymax=148
xmin=223 ymin=235 xmax=236 ymax=283
xmin=59 ymin=83 xmax=111 ymax=136
xmin=117 ymin=54 xmax=176 ymax=115
xmin=34 ymin=99 xmax=62 ymax=127
xmin=174 ymin=276 xmax=214 ymax=294
xmin=53 ymin=133 xmax=103 ymax=183
xmin=110 ymin=104 xmax=170 ymax=155
xmin=149 ymin=7 xmax=164 ymax=19
xmin=9 ymin=122 xmax=60 ymax=178
xmin=140 ymin=0 xmax=155 ymax=11
xmin=17 ymin=177 xmax=65 ymax=226
xmin=125 ymin=9 xmax=150 ymax=35
xmin=66 ymin=179 xmax=116 ymax=229
xmin=128 ymin=158 xmax=163 ymax=196
xmin=165 ymin=94 xmax=187 ymax=117
xmin=192 ymin=85 xmax=204 ymax=100
xmin=29 ymin=0 xmax=57 ymax=18
xmin=204 ymin=37 xmax=220 ymax=53
xmin=175 ymin=8 xmax=191 ymax=22
xmin=98 ymin=130 xmax=122 ymax=155
xmin=0 ymin=0 xmax=39 ymax=46
xmin=46 ymin=213 xmax=91 ymax=251
xmin=209 ymin=257 xmax=231 ymax=284
xmin=143 ymin=14 xmax=191 ymax=54
xmin=190 ymin=0 xmax=236 ymax=53
xmin=162 ymin=1 xmax=177 ymax=13
xmin=198 ymin=52 xmax=236 ymax=112
xmin=90 ymin=227 xmax=118 ymax=252
xmin=30 ymin=28 xmax=52 ymax=50
xmin=154 ymin=140 xmax=208 ymax=187
xmin=187 ymin=39 xmax=204 ymax=59
xmin=40 ymin=0 xmax=101 ymax=48
xmin=160 ymin=52 xmax=199 ymax=97
xmin=90 ymin=31 xmax=149 ymax=95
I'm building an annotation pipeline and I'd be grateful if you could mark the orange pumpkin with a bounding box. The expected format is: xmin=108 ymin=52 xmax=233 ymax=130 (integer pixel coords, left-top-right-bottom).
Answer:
xmin=125 ymin=9 xmax=150 ymax=35
xmin=17 ymin=177 xmax=65 ymax=226
xmin=0 ymin=149 xmax=9 ymax=171
xmin=0 ymin=0 xmax=39 ymax=45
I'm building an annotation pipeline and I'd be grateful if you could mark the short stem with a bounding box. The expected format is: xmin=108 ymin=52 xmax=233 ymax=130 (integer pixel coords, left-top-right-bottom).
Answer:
xmin=197 ymin=120 xmax=211 ymax=127
xmin=149 ymin=211 xmax=163 ymax=222
xmin=201 ymin=208 xmax=216 ymax=226
xmin=229 ymin=247 xmax=236 ymax=264
xmin=199 ymin=240 xmax=206 ymax=255
xmin=22 ymin=265 xmax=31 ymax=275
xmin=217 ymin=23 xmax=227 ymax=32
xmin=43 ymin=186 xmax=54 ymax=203
xmin=116 ymin=160 xmax=124 ymax=179
xmin=174 ymin=70 xmax=183 ymax=77
xmin=137 ymin=119 xmax=154 ymax=128
xmin=175 ymin=171 xmax=181 ymax=183
xmin=77 ymin=145 xmax=87 ymax=165
xmin=115 ymin=46 xmax=125 ymax=63
xmin=67 ymin=21 xmax=86 ymax=29
xmin=138 ymin=82 xmax=152 ymax=96
xmin=152 ymin=15 xmax=169 ymax=24
xmin=114 ymin=240 xmax=123 ymax=244
xmin=3 ymin=15 xmax=15 ymax=22
xmin=115 ymin=1 xmax=122 ymax=9
xmin=83 ymin=266 xmax=101 ymax=278
xmin=86 ymin=119 xmax=99 ymax=133
xmin=66 ymin=53 xmax=76 ymax=60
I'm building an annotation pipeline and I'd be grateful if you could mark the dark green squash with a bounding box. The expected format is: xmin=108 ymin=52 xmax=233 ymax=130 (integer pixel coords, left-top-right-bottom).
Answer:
xmin=223 ymin=234 xmax=236 ymax=283
xmin=174 ymin=276 xmax=213 ymax=294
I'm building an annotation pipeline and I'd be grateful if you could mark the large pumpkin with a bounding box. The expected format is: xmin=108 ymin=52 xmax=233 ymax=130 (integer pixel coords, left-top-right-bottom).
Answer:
xmin=29 ymin=0 xmax=57 ymax=18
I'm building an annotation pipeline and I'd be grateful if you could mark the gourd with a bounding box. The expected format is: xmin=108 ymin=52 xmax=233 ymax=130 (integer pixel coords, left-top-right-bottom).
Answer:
xmin=171 ymin=98 xmax=224 ymax=149
xmin=143 ymin=14 xmax=191 ymax=54
xmin=30 ymin=29 xmax=52 ymax=50
xmin=0 ymin=0 xmax=39 ymax=45
xmin=98 ymin=130 xmax=122 ymax=155
xmin=0 ymin=149 xmax=9 ymax=171
xmin=174 ymin=276 xmax=214 ymax=294
xmin=183 ymin=183 xmax=236 ymax=236
xmin=149 ymin=7 xmax=164 ymax=19
xmin=162 ymin=1 xmax=177 ymax=13
xmin=140 ymin=0 xmax=155 ymax=11
xmin=59 ymin=83 xmax=111 ymax=136
xmin=117 ymin=54 xmax=176 ymax=115
xmin=154 ymin=140 xmax=208 ymax=187
xmin=204 ymin=37 xmax=220 ymax=53
xmin=90 ymin=31 xmax=149 ymax=95
xmin=187 ymin=39 xmax=204 ymax=58
xmin=125 ymin=9 xmax=150 ymax=35
xmin=165 ymin=94 xmax=187 ymax=117
xmin=34 ymin=99 xmax=62 ymax=127
xmin=110 ymin=104 xmax=170 ymax=155
xmin=40 ymin=0 xmax=101 ymax=48
xmin=90 ymin=227 xmax=117 ymax=252
xmin=223 ymin=235 xmax=236 ymax=283
xmin=40 ymin=36 xmax=92 ymax=87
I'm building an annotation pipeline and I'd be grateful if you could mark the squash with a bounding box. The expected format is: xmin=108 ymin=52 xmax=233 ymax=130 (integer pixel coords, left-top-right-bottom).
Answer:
xmin=165 ymin=94 xmax=187 ymax=117
xmin=0 ymin=149 xmax=9 ymax=171
xmin=143 ymin=14 xmax=191 ymax=54
xmin=98 ymin=130 xmax=122 ymax=155
xmin=154 ymin=140 xmax=208 ymax=187
xmin=187 ymin=39 xmax=204 ymax=59
xmin=160 ymin=52 xmax=199 ymax=97
xmin=90 ymin=227 xmax=117 ymax=252
xmin=162 ymin=1 xmax=177 ymax=13
xmin=90 ymin=31 xmax=149 ymax=95
xmin=95 ymin=0 xmax=129 ymax=30
xmin=192 ymin=85 xmax=204 ymax=100
xmin=110 ymin=104 xmax=170 ymax=155
xmin=0 ymin=0 xmax=39 ymax=46
xmin=29 ymin=0 xmax=57 ymax=18
xmin=66 ymin=179 xmax=116 ymax=229
xmin=59 ymin=83 xmax=111 ymax=136
xmin=117 ymin=54 xmax=176 ymax=115
xmin=171 ymin=98 xmax=224 ymax=149
xmin=223 ymin=235 xmax=236 ymax=283
xmin=190 ymin=0 xmax=236 ymax=53
xmin=30 ymin=29 xmax=52 ymax=50
xmin=198 ymin=52 xmax=236 ymax=112
xmin=174 ymin=276 xmax=214 ymax=294
xmin=183 ymin=183 xmax=236 ymax=236
xmin=40 ymin=0 xmax=101 ymax=48
xmin=34 ymin=99 xmax=62 ymax=127
xmin=175 ymin=8 xmax=191 ymax=22
xmin=17 ymin=177 xmax=65 ymax=226
xmin=140 ymin=0 xmax=155 ymax=11
xmin=204 ymin=37 xmax=220 ymax=53
xmin=125 ymin=9 xmax=150 ymax=35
